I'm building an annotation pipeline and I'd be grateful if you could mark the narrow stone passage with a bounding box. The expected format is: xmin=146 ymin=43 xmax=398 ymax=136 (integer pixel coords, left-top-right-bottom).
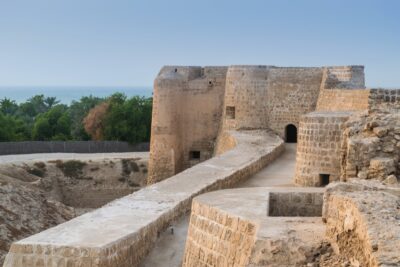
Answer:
xmin=140 ymin=143 xmax=296 ymax=267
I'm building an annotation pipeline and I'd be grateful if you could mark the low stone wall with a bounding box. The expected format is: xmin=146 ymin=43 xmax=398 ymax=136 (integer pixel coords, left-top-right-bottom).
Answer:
xmin=316 ymin=88 xmax=370 ymax=112
xmin=323 ymin=181 xmax=400 ymax=267
xmin=295 ymin=111 xmax=352 ymax=186
xmin=3 ymin=130 xmax=284 ymax=267
xmin=182 ymin=187 xmax=325 ymax=267
xmin=0 ymin=141 xmax=149 ymax=155
xmin=184 ymin=196 xmax=257 ymax=266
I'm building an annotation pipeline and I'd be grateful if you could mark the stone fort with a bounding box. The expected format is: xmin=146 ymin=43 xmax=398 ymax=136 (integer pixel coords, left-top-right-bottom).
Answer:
xmin=148 ymin=65 xmax=368 ymax=185
xmin=3 ymin=65 xmax=399 ymax=267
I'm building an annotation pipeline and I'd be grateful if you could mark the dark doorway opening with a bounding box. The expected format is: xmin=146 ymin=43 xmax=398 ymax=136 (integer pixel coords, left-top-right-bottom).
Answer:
xmin=319 ymin=174 xmax=330 ymax=186
xmin=285 ymin=124 xmax=297 ymax=143
xmin=189 ymin=151 xmax=201 ymax=160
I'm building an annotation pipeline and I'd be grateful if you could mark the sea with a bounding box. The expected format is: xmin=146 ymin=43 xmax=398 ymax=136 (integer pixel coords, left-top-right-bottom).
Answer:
xmin=0 ymin=86 xmax=153 ymax=104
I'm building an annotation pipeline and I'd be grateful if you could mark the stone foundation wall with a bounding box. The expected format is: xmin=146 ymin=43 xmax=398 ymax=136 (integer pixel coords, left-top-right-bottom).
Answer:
xmin=323 ymin=182 xmax=400 ymax=267
xmin=316 ymin=89 xmax=370 ymax=112
xmin=183 ymin=187 xmax=325 ymax=267
xmin=295 ymin=112 xmax=351 ymax=186
xmin=183 ymin=200 xmax=257 ymax=267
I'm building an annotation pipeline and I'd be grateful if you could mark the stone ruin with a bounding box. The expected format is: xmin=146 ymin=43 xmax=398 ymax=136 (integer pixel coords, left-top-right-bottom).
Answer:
xmin=2 ymin=65 xmax=399 ymax=267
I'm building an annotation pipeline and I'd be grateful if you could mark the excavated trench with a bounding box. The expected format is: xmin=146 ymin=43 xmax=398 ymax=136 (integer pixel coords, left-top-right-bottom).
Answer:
xmin=0 ymin=152 xmax=148 ymax=265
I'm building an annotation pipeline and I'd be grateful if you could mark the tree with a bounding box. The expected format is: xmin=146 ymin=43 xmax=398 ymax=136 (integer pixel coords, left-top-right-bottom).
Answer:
xmin=0 ymin=112 xmax=29 ymax=141
xmin=69 ymin=96 xmax=104 ymax=140
xmin=19 ymin=95 xmax=47 ymax=118
xmin=44 ymin=97 xmax=60 ymax=109
xmin=0 ymin=98 xmax=18 ymax=115
xmin=32 ymin=105 xmax=71 ymax=140
xmin=83 ymin=101 xmax=110 ymax=140
xmin=102 ymin=94 xmax=152 ymax=143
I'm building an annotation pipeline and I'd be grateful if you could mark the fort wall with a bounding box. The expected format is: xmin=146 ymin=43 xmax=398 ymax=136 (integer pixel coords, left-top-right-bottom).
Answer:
xmin=148 ymin=66 xmax=227 ymax=184
xmin=221 ymin=66 xmax=324 ymax=137
xmin=322 ymin=66 xmax=365 ymax=89
xmin=368 ymin=88 xmax=400 ymax=112
xmin=265 ymin=67 xmax=323 ymax=137
xmin=316 ymin=89 xmax=370 ymax=112
xmin=294 ymin=112 xmax=352 ymax=186
xmin=149 ymin=65 xmax=366 ymax=183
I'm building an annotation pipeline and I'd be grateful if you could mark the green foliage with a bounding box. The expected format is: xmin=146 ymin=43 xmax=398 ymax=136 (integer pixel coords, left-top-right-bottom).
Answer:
xmin=0 ymin=98 xmax=18 ymax=115
xmin=69 ymin=95 xmax=104 ymax=140
xmin=0 ymin=91 xmax=152 ymax=143
xmin=32 ymin=105 xmax=71 ymax=140
xmin=102 ymin=93 xmax=152 ymax=143
xmin=0 ymin=112 xmax=30 ymax=141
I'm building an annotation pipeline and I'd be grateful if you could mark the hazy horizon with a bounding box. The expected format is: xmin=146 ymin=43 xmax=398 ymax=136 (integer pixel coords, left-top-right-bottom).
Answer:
xmin=0 ymin=86 xmax=153 ymax=104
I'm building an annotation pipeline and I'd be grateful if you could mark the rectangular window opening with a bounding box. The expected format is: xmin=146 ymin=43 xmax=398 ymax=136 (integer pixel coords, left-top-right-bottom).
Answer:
xmin=190 ymin=151 xmax=201 ymax=160
xmin=319 ymin=174 xmax=330 ymax=187
xmin=226 ymin=106 xmax=235 ymax=119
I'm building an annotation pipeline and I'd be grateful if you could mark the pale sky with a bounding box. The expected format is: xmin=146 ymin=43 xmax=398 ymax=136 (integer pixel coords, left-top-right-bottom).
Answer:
xmin=0 ymin=0 xmax=399 ymax=87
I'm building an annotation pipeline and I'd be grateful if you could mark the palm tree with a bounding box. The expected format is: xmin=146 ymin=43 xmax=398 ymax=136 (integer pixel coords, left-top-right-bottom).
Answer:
xmin=44 ymin=97 xmax=60 ymax=109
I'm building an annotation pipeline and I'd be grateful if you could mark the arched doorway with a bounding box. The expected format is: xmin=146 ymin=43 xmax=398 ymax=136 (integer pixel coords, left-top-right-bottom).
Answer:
xmin=285 ymin=124 xmax=297 ymax=143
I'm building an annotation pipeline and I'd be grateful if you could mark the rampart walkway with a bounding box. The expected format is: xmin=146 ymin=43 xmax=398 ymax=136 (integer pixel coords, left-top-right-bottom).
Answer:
xmin=140 ymin=144 xmax=296 ymax=266
xmin=3 ymin=130 xmax=284 ymax=267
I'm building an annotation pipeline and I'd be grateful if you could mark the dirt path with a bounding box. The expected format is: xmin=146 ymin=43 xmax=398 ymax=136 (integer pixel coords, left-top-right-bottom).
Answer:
xmin=0 ymin=152 xmax=149 ymax=164
xmin=140 ymin=144 xmax=296 ymax=267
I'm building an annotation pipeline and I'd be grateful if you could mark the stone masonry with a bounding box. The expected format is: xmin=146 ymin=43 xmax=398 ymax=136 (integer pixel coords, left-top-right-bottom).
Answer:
xmin=7 ymin=64 xmax=400 ymax=267
xmin=149 ymin=65 xmax=366 ymax=184
xmin=295 ymin=112 xmax=352 ymax=186
xmin=182 ymin=187 xmax=325 ymax=267
xmin=3 ymin=130 xmax=284 ymax=267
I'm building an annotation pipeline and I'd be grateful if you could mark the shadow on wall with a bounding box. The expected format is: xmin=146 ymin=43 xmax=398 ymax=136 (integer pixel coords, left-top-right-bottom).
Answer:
xmin=285 ymin=124 xmax=297 ymax=143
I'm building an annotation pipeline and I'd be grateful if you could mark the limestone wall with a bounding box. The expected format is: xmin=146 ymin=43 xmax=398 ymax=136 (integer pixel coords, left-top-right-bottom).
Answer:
xmin=148 ymin=65 xmax=366 ymax=184
xmin=148 ymin=66 xmax=227 ymax=184
xmin=323 ymin=66 xmax=365 ymax=89
xmin=316 ymin=89 xmax=370 ymax=112
xmin=295 ymin=112 xmax=351 ymax=186
xmin=341 ymin=111 xmax=400 ymax=182
xmin=368 ymin=88 xmax=400 ymax=112
xmin=183 ymin=198 xmax=258 ymax=266
xmin=265 ymin=67 xmax=324 ymax=137
xmin=222 ymin=66 xmax=324 ymax=138
xmin=323 ymin=182 xmax=400 ymax=267
xmin=183 ymin=187 xmax=325 ymax=267
xmin=3 ymin=130 xmax=284 ymax=267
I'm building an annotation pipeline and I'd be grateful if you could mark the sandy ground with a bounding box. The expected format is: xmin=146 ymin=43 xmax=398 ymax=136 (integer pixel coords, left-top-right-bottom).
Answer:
xmin=140 ymin=144 xmax=296 ymax=267
xmin=0 ymin=152 xmax=149 ymax=164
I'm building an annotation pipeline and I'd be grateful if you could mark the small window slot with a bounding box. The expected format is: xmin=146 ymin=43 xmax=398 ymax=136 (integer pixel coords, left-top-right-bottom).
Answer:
xmin=226 ymin=106 xmax=235 ymax=119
